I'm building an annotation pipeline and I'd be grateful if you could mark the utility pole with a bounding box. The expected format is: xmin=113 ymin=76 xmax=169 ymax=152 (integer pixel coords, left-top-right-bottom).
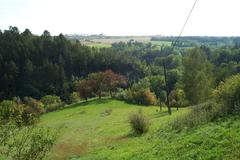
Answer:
xmin=158 ymin=0 xmax=198 ymax=115
xmin=160 ymin=46 xmax=171 ymax=115
xmin=158 ymin=46 xmax=171 ymax=115
xmin=163 ymin=60 xmax=171 ymax=115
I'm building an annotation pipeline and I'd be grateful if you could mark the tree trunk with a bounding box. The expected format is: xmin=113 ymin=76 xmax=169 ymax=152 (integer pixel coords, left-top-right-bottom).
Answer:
xmin=110 ymin=90 xmax=113 ymax=98
xmin=163 ymin=61 xmax=171 ymax=115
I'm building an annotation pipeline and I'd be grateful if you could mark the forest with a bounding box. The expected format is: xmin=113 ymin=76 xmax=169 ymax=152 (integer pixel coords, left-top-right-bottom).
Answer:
xmin=1 ymin=26 xmax=240 ymax=160
xmin=1 ymin=27 xmax=240 ymax=103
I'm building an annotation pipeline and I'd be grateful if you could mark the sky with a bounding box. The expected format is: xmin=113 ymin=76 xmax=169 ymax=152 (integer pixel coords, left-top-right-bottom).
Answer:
xmin=0 ymin=0 xmax=240 ymax=36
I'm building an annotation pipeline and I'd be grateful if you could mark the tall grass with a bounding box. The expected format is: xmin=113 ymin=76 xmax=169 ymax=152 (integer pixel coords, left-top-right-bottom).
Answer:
xmin=129 ymin=111 xmax=150 ymax=135
xmin=170 ymin=102 xmax=219 ymax=132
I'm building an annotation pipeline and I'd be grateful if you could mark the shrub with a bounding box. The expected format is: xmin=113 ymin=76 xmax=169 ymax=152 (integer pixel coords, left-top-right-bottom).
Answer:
xmin=213 ymin=74 xmax=240 ymax=115
xmin=170 ymin=102 xmax=218 ymax=132
xmin=129 ymin=112 xmax=150 ymax=135
xmin=114 ymin=88 xmax=127 ymax=101
xmin=0 ymin=100 xmax=17 ymax=122
xmin=0 ymin=124 xmax=58 ymax=160
xmin=169 ymin=89 xmax=188 ymax=109
xmin=127 ymin=88 xmax=157 ymax=105
xmin=45 ymin=103 xmax=65 ymax=112
xmin=0 ymin=98 xmax=45 ymax=126
xmin=144 ymin=89 xmax=157 ymax=105
xmin=69 ymin=92 xmax=80 ymax=104
xmin=40 ymin=95 xmax=61 ymax=105
xmin=21 ymin=104 xmax=40 ymax=125
xmin=0 ymin=122 xmax=18 ymax=144
xmin=23 ymin=97 xmax=45 ymax=115
xmin=21 ymin=97 xmax=45 ymax=125
xmin=0 ymin=100 xmax=23 ymax=125
xmin=40 ymin=95 xmax=64 ymax=112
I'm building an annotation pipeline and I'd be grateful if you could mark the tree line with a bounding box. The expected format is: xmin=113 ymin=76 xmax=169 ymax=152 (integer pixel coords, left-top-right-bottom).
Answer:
xmin=1 ymin=26 xmax=240 ymax=109
xmin=0 ymin=27 xmax=147 ymax=101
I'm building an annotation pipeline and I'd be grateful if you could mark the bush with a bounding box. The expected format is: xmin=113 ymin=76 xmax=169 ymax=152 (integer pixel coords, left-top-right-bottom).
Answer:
xmin=0 ymin=100 xmax=25 ymax=125
xmin=114 ymin=88 xmax=127 ymax=101
xmin=170 ymin=102 xmax=218 ymax=132
xmin=213 ymin=74 xmax=240 ymax=115
xmin=129 ymin=111 xmax=150 ymax=135
xmin=0 ymin=122 xmax=17 ymax=144
xmin=45 ymin=102 xmax=65 ymax=112
xmin=169 ymin=89 xmax=188 ymax=109
xmin=40 ymin=95 xmax=64 ymax=112
xmin=23 ymin=97 xmax=45 ymax=114
xmin=22 ymin=97 xmax=45 ymax=125
xmin=0 ymin=98 xmax=45 ymax=126
xmin=68 ymin=92 xmax=80 ymax=104
xmin=40 ymin=95 xmax=61 ymax=105
xmin=0 ymin=100 xmax=18 ymax=123
xmin=0 ymin=124 xmax=58 ymax=160
xmin=127 ymin=88 xmax=157 ymax=105
xmin=144 ymin=89 xmax=157 ymax=105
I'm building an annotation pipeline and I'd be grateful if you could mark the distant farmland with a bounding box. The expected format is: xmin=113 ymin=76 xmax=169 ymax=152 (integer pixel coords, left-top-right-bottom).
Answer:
xmin=66 ymin=35 xmax=239 ymax=48
xmin=66 ymin=35 xmax=172 ymax=48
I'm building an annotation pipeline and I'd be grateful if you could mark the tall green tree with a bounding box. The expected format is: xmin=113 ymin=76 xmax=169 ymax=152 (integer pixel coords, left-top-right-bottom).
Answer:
xmin=183 ymin=47 xmax=213 ymax=104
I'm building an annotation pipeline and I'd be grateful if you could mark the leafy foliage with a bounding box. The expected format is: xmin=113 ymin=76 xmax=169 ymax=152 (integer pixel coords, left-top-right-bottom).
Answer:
xmin=0 ymin=98 xmax=44 ymax=126
xmin=68 ymin=92 xmax=80 ymax=104
xmin=213 ymin=74 xmax=240 ymax=114
xmin=0 ymin=124 xmax=58 ymax=160
xmin=169 ymin=89 xmax=187 ymax=109
xmin=127 ymin=87 xmax=157 ymax=105
xmin=183 ymin=47 xmax=213 ymax=104
xmin=75 ymin=70 xmax=127 ymax=100
xmin=40 ymin=95 xmax=64 ymax=112
xmin=75 ymin=79 xmax=93 ymax=101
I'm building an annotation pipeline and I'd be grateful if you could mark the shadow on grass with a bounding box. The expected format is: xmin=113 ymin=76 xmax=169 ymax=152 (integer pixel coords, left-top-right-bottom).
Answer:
xmin=149 ymin=111 xmax=169 ymax=119
xmin=65 ymin=97 xmax=111 ymax=109
xmin=118 ymin=130 xmax=147 ymax=139
xmin=119 ymin=100 xmax=152 ymax=107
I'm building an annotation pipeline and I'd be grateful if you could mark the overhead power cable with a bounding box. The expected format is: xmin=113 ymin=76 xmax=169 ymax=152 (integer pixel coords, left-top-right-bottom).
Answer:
xmin=172 ymin=0 xmax=199 ymax=47
xmin=162 ymin=0 xmax=199 ymax=115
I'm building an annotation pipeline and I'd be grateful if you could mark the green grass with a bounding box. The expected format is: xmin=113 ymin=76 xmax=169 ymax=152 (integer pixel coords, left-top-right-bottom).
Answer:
xmin=40 ymin=99 xmax=185 ymax=159
xmin=152 ymin=116 xmax=240 ymax=160
xmin=40 ymin=99 xmax=240 ymax=160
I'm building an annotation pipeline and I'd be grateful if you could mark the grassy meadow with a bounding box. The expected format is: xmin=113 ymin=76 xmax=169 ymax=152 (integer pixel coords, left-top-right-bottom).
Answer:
xmin=38 ymin=99 xmax=240 ymax=160
xmin=40 ymin=99 xmax=186 ymax=159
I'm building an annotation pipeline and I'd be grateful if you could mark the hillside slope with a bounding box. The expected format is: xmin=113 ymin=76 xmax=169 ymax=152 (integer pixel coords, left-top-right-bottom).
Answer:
xmin=40 ymin=99 xmax=240 ymax=160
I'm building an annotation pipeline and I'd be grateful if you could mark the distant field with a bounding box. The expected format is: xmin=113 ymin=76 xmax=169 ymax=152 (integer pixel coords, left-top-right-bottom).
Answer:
xmin=82 ymin=42 xmax=112 ymax=48
xmin=79 ymin=36 xmax=171 ymax=48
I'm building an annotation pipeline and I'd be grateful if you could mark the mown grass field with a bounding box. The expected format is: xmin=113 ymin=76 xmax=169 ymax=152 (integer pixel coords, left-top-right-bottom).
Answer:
xmin=40 ymin=99 xmax=240 ymax=160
